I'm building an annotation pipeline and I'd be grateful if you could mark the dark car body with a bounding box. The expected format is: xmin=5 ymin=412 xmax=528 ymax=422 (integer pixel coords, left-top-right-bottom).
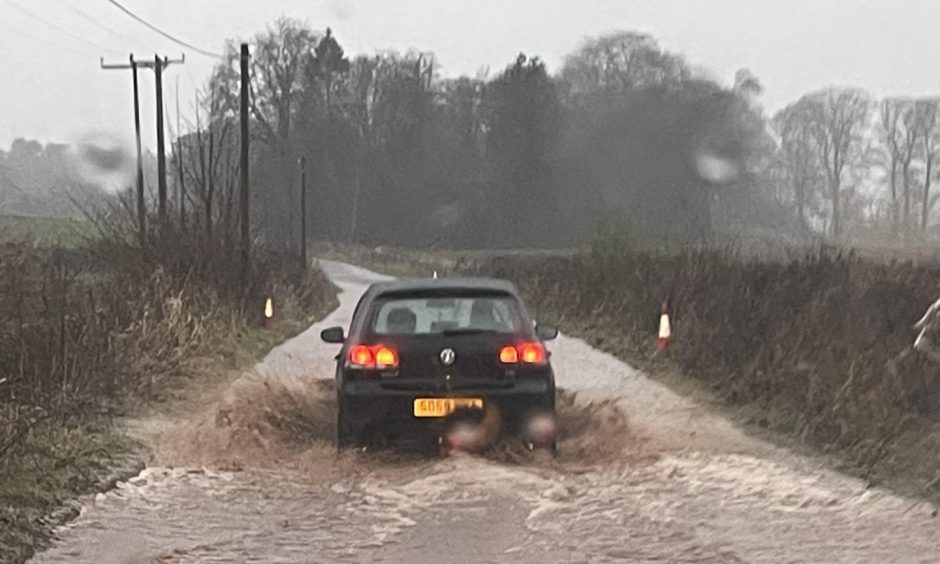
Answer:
xmin=321 ymin=277 xmax=558 ymax=449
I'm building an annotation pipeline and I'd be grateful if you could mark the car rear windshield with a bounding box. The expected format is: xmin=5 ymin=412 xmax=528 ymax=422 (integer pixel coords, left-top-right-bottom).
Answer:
xmin=370 ymin=291 xmax=524 ymax=336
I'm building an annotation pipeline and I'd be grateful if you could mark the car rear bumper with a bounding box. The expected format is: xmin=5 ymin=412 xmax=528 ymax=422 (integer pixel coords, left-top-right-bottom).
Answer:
xmin=339 ymin=377 xmax=555 ymax=433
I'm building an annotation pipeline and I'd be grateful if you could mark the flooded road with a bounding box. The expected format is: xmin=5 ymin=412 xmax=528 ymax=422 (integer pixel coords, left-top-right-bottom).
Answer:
xmin=33 ymin=260 xmax=940 ymax=563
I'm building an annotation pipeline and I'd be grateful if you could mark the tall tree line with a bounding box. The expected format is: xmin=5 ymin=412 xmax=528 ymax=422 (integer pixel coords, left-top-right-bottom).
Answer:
xmin=166 ymin=21 xmax=764 ymax=250
xmin=170 ymin=19 xmax=940 ymax=250
xmin=774 ymin=92 xmax=940 ymax=244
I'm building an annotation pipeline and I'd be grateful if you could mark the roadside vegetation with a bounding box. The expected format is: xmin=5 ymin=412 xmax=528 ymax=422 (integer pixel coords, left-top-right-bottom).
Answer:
xmin=458 ymin=241 xmax=940 ymax=504
xmin=0 ymin=214 xmax=335 ymax=562
xmin=318 ymin=241 xmax=940 ymax=505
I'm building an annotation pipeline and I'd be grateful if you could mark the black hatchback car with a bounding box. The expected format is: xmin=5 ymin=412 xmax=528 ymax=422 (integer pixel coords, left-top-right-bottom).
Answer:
xmin=320 ymin=277 xmax=558 ymax=450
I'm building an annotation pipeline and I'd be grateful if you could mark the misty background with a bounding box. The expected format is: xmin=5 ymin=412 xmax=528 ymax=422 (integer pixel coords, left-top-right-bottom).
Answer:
xmin=4 ymin=1 xmax=940 ymax=249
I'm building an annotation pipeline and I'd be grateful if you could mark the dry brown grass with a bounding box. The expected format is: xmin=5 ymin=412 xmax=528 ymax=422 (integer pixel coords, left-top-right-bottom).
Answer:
xmin=0 ymin=239 xmax=332 ymax=452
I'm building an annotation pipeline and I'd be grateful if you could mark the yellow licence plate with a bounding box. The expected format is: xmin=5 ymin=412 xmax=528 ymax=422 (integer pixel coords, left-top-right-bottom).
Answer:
xmin=413 ymin=397 xmax=484 ymax=418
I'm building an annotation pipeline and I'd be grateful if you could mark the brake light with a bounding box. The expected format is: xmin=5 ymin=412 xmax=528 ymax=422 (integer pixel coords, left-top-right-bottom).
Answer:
xmin=519 ymin=343 xmax=546 ymax=364
xmin=499 ymin=345 xmax=519 ymax=364
xmin=349 ymin=345 xmax=374 ymax=367
xmin=374 ymin=346 xmax=399 ymax=368
xmin=499 ymin=343 xmax=546 ymax=365
xmin=347 ymin=344 xmax=399 ymax=369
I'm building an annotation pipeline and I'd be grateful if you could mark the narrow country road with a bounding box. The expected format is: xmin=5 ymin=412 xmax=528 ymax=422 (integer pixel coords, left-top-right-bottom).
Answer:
xmin=32 ymin=260 xmax=940 ymax=563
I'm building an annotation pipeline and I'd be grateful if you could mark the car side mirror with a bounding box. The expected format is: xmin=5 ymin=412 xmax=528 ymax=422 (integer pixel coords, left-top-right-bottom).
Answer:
xmin=536 ymin=324 xmax=558 ymax=341
xmin=320 ymin=326 xmax=345 ymax=343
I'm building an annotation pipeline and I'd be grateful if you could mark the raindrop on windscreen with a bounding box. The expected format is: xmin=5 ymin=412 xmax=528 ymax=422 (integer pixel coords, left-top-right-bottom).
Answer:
xmin=693 ymin=149 xmax=741 ymax=185
xmin=70 ymin=132 xmax=134 ymax=195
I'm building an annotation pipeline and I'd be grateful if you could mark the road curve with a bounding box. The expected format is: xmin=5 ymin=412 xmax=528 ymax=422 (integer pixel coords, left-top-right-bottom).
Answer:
xmin=32 ymin=259 xmax=940 ymax=563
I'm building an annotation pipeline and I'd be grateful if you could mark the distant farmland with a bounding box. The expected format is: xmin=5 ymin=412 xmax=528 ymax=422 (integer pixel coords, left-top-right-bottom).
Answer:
xmin=0 ymin=214 xmax=97 ymax=247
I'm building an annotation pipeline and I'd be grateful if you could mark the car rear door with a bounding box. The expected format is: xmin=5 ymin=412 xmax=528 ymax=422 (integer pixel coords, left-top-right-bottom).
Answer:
xmin=376 ymin=332 xmax=510 ymax=391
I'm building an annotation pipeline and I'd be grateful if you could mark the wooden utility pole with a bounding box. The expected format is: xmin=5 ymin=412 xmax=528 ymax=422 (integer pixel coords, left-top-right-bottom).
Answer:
xmin=299 ymin=156 xmax=307 ymax=271
xmin=154 ymin=55 xmax=166 ymax=222
xmin=101 ymin=53 xmax=184 ymax=238
xmin=101 ymin=55 xmax=146 ymax=250
xmin=131 ymin=58 xmax=145 ymax=250
xmin=239 ymin=43 xmax=251 ymax=283
xmin=152 ymin=55 xmax=184 ymax=224
xmin=154 ymin=56 xmax=168 ymax=222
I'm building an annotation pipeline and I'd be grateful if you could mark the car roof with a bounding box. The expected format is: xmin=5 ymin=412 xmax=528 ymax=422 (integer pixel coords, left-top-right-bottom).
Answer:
xmin=364 ymin=277 xmax=520 ymax=299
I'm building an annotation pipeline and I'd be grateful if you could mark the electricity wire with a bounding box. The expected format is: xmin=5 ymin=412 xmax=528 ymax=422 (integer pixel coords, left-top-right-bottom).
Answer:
xmin=103 ymin=0 xmax=223 ymax=58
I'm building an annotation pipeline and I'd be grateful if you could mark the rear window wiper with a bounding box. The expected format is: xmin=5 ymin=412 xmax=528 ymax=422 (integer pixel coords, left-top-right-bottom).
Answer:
xmin=441 ymin=328 xmax=499 ymax=336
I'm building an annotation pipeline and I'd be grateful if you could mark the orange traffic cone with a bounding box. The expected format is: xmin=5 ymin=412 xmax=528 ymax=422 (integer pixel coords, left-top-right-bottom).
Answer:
xmin=655 ymin=302 xmax=672 ymax=352
xmin=263 ymin=297 xmax=275 ymax=329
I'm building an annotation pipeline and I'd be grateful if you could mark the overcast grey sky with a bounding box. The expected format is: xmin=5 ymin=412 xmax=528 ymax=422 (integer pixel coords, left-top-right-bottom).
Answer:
xmin=2 ymin=0 xmax=940 ymax=150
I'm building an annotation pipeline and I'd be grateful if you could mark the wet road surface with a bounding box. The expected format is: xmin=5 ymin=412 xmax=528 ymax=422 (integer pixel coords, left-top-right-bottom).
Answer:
xmin=32 ymin=260 xmax=940 ymax=563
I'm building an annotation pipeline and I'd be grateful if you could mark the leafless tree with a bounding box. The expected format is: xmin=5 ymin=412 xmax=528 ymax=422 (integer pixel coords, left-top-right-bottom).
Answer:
xmin=914 ymin=99 xmax=940 ymax=233
xmin=878 ymin=99 xmax=905 ymax=236
xmin=774 ymin=102 xmax=822 ymax=228
xmin=177 ymin=89 xmax=238 ymax=247
xmin=897 ymin=100 xmax=919 ymax=240
xmin=560 ymin=32 xmax=689 ymax=101
xmin=803 ymin=88 xmax=872 ymax=239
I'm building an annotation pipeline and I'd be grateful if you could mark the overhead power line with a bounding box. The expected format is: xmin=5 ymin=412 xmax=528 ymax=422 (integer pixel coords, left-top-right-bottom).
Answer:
xmin=0 ymin=17 xmax=95 ymax=58
xmin=2 ymin=0 xmax=123 ymax=55
xmin=55 ymin=0 xmax=137 ymax=44
xmin=103 ymin=0 xmax=224 ymax=58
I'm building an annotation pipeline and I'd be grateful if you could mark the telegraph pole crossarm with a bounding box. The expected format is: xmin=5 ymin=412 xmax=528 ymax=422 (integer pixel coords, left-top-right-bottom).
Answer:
xmin=100 ymin=54 xmax=184 ymax=70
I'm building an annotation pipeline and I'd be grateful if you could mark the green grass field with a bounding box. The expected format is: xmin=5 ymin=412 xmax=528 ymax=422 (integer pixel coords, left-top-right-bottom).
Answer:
xmin=0 ymin=214 xmax=97 ymax=247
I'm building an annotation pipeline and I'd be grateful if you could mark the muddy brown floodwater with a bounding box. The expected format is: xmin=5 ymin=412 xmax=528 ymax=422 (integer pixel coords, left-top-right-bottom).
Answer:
xmin=32 ymin=260 xmax=940 ymax=563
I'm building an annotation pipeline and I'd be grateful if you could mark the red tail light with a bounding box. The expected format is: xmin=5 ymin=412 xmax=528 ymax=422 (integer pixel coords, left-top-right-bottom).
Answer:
xmin=349 ymin=345 xmax=374 ymax=367
xmin=348 ymin=344 xmax=399 ymax=369
xmin=519 ymin=343 xmax=546 ymax=364
xmin=499 ymin=343 xmax=546 ymax=365
xmin=374 ymin=346 xmax=399 ymax=368
xmin=499 ymin=345 xmax=519 ymax=364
